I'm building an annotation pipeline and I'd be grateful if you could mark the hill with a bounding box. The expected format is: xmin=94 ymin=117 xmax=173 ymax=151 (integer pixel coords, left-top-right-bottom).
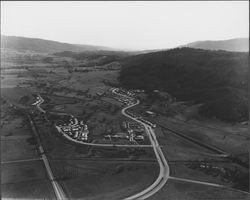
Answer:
xmin=182 ymin=38 xmax=249 ymax=52
xmin=53 ymin=50 xmax=133 ymax=59
xmin=1 ymin=35 xmax=117 ymax=53
xmin=119 ymin=48 xmax=249 ymax=122
xmin=53 ymin=50 xmax=134 ymax=66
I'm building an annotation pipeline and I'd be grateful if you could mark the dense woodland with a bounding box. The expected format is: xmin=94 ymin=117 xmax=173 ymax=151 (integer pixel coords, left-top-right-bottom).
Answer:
xmin=119 ymin=48 xmax=249 ymax=122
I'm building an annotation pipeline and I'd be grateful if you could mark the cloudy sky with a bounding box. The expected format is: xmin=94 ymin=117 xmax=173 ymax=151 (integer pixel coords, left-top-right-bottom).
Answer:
xmin=1 ymin=1 xmax=249 ymax=50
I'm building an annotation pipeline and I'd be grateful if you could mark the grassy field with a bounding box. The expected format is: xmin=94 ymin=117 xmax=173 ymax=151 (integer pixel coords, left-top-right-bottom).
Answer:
xmin=1 ymin=179 xmax=55 ymax=199
xmin=1 ymin=103 xmax=39 ymax=162
xmin=2 ymin=160 xmax=48 ymax=184
xmin=1 ymin=139 xmax=39 ymax=162
xmin=130 ymin=104 xmax=249 ymax=193
xmin=155 ymin=116 xmax=249 ymax=155
xmin=154 ymin=127 xmax=215 ymax=161
xmin=1 ymin=102 xmax=55 ymax=199
xmin=50 ymin=160 xmax=159 ymax=200
xmin=149 ymin=179 xmax=250 ymax=200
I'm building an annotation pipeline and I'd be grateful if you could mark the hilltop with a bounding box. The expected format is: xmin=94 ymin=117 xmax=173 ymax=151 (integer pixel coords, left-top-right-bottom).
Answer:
xmin=1 ymin=35 xmax=117 ymax=53
xmin=182 ymin=38 xmax=249 ymax=52
xmin=119 ymin=48 xmax=249 ymax=122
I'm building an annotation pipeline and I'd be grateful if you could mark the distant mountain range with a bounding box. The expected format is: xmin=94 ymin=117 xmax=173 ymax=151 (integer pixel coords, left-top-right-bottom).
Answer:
xmin=1 ymin=35 xmax=249 ymax=54
xmin=1 ymin=35 xmax=118 ymax=53
xmin=182 ymin=38 xmax=249 ymax=52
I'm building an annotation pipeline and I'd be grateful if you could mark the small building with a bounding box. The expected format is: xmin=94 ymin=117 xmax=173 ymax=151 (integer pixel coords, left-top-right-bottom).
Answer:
xmin=134 ymin=135 xmax=144 ymax=140
xmin=145 ymin=111 xmax=156 ymax=117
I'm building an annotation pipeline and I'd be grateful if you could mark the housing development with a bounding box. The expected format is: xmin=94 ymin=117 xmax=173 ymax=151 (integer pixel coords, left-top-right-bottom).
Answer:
xmin=1 ymin=2 xmax=249 ymax=199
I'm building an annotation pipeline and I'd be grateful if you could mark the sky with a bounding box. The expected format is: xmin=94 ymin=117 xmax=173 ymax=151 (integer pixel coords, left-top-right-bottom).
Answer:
xmin=1 ymin=1 xmax=249 ymax=50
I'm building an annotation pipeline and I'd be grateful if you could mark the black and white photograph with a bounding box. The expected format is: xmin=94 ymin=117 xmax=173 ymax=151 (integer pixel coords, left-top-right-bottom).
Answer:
xmin=0 ymin=1 xmax=249 ymax=199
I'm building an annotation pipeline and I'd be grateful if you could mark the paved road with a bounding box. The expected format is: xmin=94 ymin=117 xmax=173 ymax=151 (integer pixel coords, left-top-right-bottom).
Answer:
xmin=1 ymin=158 xmax=42 ymax=164
xmin=169 ymin=176 xmax=250 ymax=195
xmin=57 ymin=126 xmax=152 ymax=148
xmin=169 ymin=176 xmax=224 ymax=187
xmin=29 ymin=116 xmax=66 ymax=200
xmin=115 ymin=89 xmax=250 ymax=198
xmin=37 ymin=94 xmax=152 ymax=148
xmin=41 ymin=152 xmax=66 ymax=200
xmin=112 ymin=89 xmax=170 ymax=200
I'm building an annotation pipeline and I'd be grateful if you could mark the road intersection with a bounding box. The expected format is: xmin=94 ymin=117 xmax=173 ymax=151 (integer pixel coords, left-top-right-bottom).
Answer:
xmin=116 ymin=92 xmax=170 ymax=200
xmin=29 ymin=89 xmax=249 ymax=199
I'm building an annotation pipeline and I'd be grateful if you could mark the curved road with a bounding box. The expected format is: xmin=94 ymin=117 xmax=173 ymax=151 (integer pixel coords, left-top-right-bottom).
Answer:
xmin=121 ymin=100 xmax=170 ymax=200
xmin=35 ymin=91 xmax=169 ymax=199
xmin=36 ymin=95 xmax=152 ymax=148
xmin=57 ymin=126 xmax=152 ymax=148
xmin=110 ymin=88 xmax=170 ymax=200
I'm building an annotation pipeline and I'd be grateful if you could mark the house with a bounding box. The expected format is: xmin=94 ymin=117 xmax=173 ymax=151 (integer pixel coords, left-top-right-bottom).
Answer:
xmin=145 ymin=111 xmax=156 ymax=117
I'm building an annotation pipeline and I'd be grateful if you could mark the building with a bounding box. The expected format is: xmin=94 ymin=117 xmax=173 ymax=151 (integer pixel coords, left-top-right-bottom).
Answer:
xmin=145 ymin=111 xmax=156 ymax=117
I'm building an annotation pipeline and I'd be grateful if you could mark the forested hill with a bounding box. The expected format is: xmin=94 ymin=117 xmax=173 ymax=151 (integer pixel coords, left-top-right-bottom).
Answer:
xmin=119 ymin=48 xmax=249 ymax=122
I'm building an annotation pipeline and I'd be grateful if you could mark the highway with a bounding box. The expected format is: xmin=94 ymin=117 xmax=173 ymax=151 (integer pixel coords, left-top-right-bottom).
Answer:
xmin=28 ymin=116 xmax=66 ymax=200
xmin=114 ymin=88 xmax=250 ymax=199
xmin=6 ymin=89 xmax=247 ymax=200
xmin=35 ymin=90 xmax=170 ymax=199
xmin=112 ymin=89 xmax=170 ymax=200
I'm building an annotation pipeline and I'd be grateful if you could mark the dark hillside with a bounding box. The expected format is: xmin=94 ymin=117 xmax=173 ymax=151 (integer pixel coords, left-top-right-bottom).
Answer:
xmin=119 ymin=48 xmax=249 ymax=122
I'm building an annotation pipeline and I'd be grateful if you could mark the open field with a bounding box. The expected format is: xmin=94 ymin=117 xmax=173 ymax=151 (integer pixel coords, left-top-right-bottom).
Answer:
xmin=2 ymin=160 xmax=49 ymax=184
xmin=169 ymin=161 xmax=249 ymax=191
xmin=160 ymin=117 xmax=249 ymax=155
xmin=130 ymin=103 xmax=249 ymax=160
xmin=1 ymin=102 xmax=55 ymax=199
xmin=130 ymin=104 xmax=249 ymax=192
xmin=50 ymin=160 xmax=159 ymax=200
xmin=1 ymin=111 xmax=30 ymax=137
xmin=1 ymin=139 xmax=39 ymax=162
xmin=1 ymin=87 xmax=36 ymax=106
xmin=149 ymin=179 xmax=250 ymax=200
xmin=154 ymin=127 xmax=216 ymax=161
xmin=1 ymin=103 xmax=39 ymax=162
xmin=1 ymin=179 xmax=55 ymax=199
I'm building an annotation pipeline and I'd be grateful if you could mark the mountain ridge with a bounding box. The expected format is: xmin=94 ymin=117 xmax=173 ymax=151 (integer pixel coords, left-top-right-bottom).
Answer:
xmin=181 ymin=38 xmax=249 ymax=52
xmin=1 ymin=35 xmax=119 ymax=53
xmin=1 ymin=35 xmax=248 ymax=54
